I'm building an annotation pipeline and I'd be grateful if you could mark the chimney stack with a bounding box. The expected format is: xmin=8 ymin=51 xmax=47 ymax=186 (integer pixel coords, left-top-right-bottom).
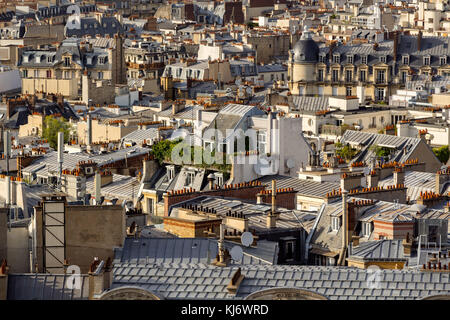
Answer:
xmin=417 ymin=30 xmax=422 ymax=51
xmin=267 ymin=180 xmax=277 ymax=229
xmin=94 ymin=172 xmax=101 ymax=204
xmin=342 ymin=190 xmax=348 ymax=250
xmin=393 ymin=167 xmax=405 ymax=186
xmin=87 ymin=114 xmax=92 ymax=147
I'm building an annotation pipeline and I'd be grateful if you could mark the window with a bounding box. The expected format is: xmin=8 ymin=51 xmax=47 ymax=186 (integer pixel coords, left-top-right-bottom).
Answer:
xmin=375 ymin=87 xmax=385 ymax=101
xmin=22 ymin=70 xmax=28 ymax=78
xmin=64 ymin=57 xmax=70 ymax=67
xmin=424 ymin=56 xmax=430 ymax=66
xmin=34 ymin=70 xmax=39 ymax=78
xmin=318 ymin=69 xmax=324 ymax=81
xmin=319 ymin=54 xmax=325 ymax=63
xmin=257 ymin=130 xmax=266 ymax=154
xmin=401 ymin=71 xmax=407 ymax=83
xmin=98 ymin=72 xmax=103 ymax=79
xmin=332 ymin=86 xmax=338 ymax=96
xmin=402 ymin=55 xmax=409 ymax=65
xmin=186 ymin=172 xmax=195 ymax=186
xmin=167 ymin=166 xmax=175 ymax=180
xmin=47 ymin=56 xmax=53 ymax=63
xmin=347 ymin=55 xmax=353 ymax=64
xmin=440 ymin=56 xmax=447 ymax=65
xmin=379 ymin=55 xmax=386 ymax=63
xmin=346 ymin=87 xmax=352 ymax=96
xmin=361 ymin=55 xmax=367 ymax=65
xmin=362 ymin=222 xmax=372 ymax=237
xmin=359 ymin=70 xmax=366 ymax=82
xmin=331 ymin=216 xmax=341 ymax=231
xmin=64 ymin=71 xmax=71 ymax=79
xmin=346 ymin=69 xmax=352 ymax=82
xmin=332 ymin=69 xmax=339 ymax=82
xmin=333 ymin=54 xmax=340 ymax=64
xmin=376 ymin=70 xmax=385 ymax=83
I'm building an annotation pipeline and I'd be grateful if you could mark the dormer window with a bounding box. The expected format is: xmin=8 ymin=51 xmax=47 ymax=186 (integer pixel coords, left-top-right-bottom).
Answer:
xmin=98 ymin=57 xmax=106 ymax=64
xmin=23 ymin=55 xmax=29 ymax=63
xmin=333 ymin=54 xmax=340 ymax=64
xmin=440 ymin=56 xmax=447 ymax=66
xmin=379 ymin=55 xmax=387 ymax=63
xmin=319 ymin=54 xmax=326 ymax=63
xmin=47 ymin=56 xmax=53 ymax=63
xmin=402 ymin=55 xmax=409 ymax=65
xmin=331 ymin=216 xmax=341 ymax=231
xmin=64 ymin=57 xmax=71 ymax=67
xmin=186 ymin=171 xmax=195 ymax=186
xmin=362 ymin=222 xmax=373 ymax=237
xmin=167 ymin=165 xmax=175 ymax=180
xmin=347 ymin=54 xmax=353 ymax=64
xmin=424 ymin=55 xmax=430 ymax=66
xmin=361 ymin=55 xmax=367 ymax=65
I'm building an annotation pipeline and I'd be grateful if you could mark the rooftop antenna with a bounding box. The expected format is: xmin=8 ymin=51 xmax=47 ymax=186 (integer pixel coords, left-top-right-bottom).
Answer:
xmin=57 ymin=132 xmax=64 ymax=191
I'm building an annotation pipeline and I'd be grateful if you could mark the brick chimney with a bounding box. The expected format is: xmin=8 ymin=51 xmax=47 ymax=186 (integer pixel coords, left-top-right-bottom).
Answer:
xmin=88 ymin=259 xmax=109 ymax=300
xmin=402 ymin=233 xmax=412 ymax=257
xmin=367 ymin=170 xmax=379 ymax=188
xmin=393 ymin=167 xmax=405 ymax=186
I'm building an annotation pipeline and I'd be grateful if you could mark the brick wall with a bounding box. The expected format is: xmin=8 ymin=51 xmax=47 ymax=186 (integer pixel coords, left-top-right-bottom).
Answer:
xmin=257 ymin=190 xmax=296 ymax=209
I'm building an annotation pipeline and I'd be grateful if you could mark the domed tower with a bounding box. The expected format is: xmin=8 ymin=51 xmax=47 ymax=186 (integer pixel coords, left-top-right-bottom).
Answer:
xmin=288 ymin=25 xmax=319 ymax=95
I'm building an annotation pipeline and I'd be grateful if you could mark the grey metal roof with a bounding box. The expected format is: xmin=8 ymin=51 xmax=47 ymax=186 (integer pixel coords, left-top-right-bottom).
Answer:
xmin=114 ymin=238 xmax=276 ymax=266
xmin=291 ymin=96 xmax=329 ymax=112
xmin=341 ymin=130 xmax=425 ymax=164
xmin=257 ymin=174 xmax=339 ymax=198
xmin=7 ymin=274 xmax=90 ymax=300
xmin=86 ymin=174 xmax=140 ymax=201
xmin=22 ymin=146 xmax=150 ymax=177
xmin=348 ymin=240 xmax=407 ymax=261
xmin=111 ymin=263 xmax=450 ymax=300
xmin=378 ymin=171 xmax=436 ymax=201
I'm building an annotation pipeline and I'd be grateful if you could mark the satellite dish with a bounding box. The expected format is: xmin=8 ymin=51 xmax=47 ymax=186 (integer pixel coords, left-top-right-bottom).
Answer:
xmin=286 ymin=158 xmax=295 ymax=169
xmin=235 ymin=78 xmax=242 ymax=86
xmin=230 ymin=245 xmax=243 ymax=262
xmin=241 ymin=232 xmax=253 ymax=247
xmin=246 ymin=86 xmax=253 ymax=95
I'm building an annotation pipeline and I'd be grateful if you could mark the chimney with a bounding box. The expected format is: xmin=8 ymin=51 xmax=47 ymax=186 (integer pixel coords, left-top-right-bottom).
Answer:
xmin=393 ymin=167 xmax=405 ymax=186
xmin=226 ymin=267 xmax=244 ymax=295
xmin=267 ymin=180 xmax=277 ymax=229
xmin=402 ymin=233 xmax=412 ymax=257
xmin=88 ymin=259 xmax=106 ymax=300
xmin=0 ymin=259 xmax=8 ymax=300
xmin=393 ymin=31 xmax=399 ymax=62
xmin=417 ymin=30 xmax=422 ymax=51
xmin=86 ymin=114 xmax=92 ymax=147
xmin=94 ymin=172 xmax=101 ymax=204
xmin=367 ymin=170 xmax=379 ymax=188
xmin=351 ymin=235 xmax=360 ymax=247
xmin=5 ymin=176 xmax=10 ymax=206
xmin=207 ymin=173 xmax=215 ymax=190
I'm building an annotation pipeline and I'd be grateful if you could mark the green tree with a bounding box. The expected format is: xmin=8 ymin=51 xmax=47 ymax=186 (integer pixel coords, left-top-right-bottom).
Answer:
xmin=41 ymin=116 xmax=72 ymax=149
xmin=433 ymin=145 xmax=450 ymax=164
xmin=335 ymin=142 xmax=358 ymax=161
xmin=369 ymin=144 xmax=392 ymax=158
xmin=150 ymin=139 xmax=182 ymax=164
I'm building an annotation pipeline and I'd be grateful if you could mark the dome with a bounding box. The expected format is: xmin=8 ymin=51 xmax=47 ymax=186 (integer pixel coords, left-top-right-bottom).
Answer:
xmin=293 ymin=27 xmax=319 ymax=63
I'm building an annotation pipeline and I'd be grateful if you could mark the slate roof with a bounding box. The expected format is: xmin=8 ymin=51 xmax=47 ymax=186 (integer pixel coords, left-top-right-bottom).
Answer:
xmin=65 ymin=16 xmax=124 ymax=38
xmin=110 ymin=263 xmax=450 ymax=300
xmin=86 ymin=174 xmax=140 ymax=201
